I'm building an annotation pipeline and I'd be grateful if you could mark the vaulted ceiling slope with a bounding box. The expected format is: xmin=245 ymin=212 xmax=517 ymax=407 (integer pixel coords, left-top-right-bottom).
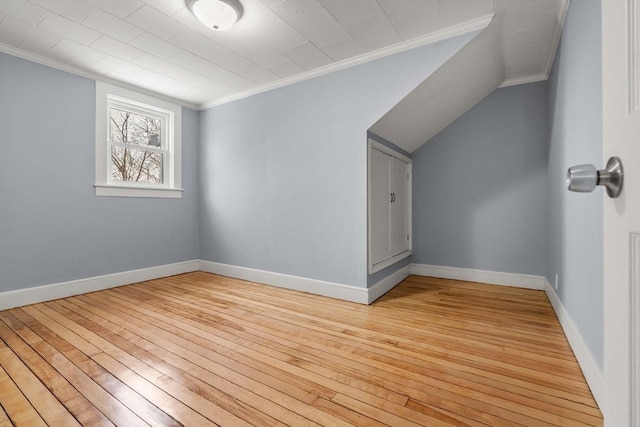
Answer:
xmin=371 ymin=0 xmax=568 ymax=153
xmin=0 ymin=0 xmax=567 ymax=110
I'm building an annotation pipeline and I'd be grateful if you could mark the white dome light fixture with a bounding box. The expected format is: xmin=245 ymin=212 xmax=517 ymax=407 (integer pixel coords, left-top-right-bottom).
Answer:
xmin=187 ymin=0 xmax=243 ymax=31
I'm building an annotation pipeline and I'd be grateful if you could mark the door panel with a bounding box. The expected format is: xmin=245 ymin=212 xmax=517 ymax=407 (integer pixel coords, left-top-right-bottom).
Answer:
xmin=389 ymin=156 xmax=409 ymax=256
xmin=370 ymin=149 xmax=391 ymax=265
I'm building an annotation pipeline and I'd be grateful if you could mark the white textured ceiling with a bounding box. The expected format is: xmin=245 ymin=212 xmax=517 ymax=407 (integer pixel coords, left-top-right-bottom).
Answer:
xmin=0 ymin=0 xmax=567 ymax=109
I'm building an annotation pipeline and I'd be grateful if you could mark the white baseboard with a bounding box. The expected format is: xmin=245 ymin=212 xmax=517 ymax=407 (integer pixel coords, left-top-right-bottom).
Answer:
xmin=368 ymin=265 xmax=411 ymax=304
xmin=544 ymin=279 xmax=604 ymax=409
xmin=410 ymin=263 xmax=546 ymax=290
xmin=0 ymin=259 xmax=410 ymax=311
xmin=0 ymin=260 xmax=200 ymax=310
xmin=199 ymin=260 xmax=370 ymax=304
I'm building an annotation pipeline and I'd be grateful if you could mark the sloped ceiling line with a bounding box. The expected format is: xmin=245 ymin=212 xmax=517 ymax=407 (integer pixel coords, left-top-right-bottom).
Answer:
xmin=369 ymin=0 xmax=570 ymax=154
xmin=370 ymin=22 xmax=503 ymax=154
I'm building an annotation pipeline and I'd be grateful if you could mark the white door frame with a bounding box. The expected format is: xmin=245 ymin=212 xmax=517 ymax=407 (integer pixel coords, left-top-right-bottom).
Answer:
xmin=602 ymin=1 xmax=640 ymax=426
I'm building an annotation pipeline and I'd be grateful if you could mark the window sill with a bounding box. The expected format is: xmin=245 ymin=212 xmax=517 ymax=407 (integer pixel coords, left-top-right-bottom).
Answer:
xmin=95 ymin=184 xmax=183 ymax=199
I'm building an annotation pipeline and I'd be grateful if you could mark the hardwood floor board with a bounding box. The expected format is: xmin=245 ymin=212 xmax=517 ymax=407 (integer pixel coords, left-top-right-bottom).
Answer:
xmin=160 ymin=277 xmax=590 ymax=394
xmin=318 ymin=291 xmax=572 ymax=354
xmin=78 ymin=290 xmax=379 ymax=407
xmin=70 ymin=293 xmax=336 ymax=405
xmin=64 ymin=297 xmax=328 ymax=405
xmin=177 ymin=277 xmax=596 ymax=406
xmin=145 ymin=280 xmax=600 ymax=419
xmin=0 ymin=341 xmax=81 ymax=427
xmin=374 ymin=291 xmax=563 ymax=330
xmin=373 ymin=299 xmax=565 ymax=345
xmin=217 ymin=284 xmax=580 ymax=376
xmin=266 ymin=276 xmax=557 ymax=326
xmin=0 ymin=272 xmax=601 ymax=426
xmin=29 ymin=302 xmax=252 ymax=427
xmin=241 ymin=283 xmax=569 ymax=352
xmin=3 ymin=309 xmax=176 ymax=427
xmin=91 ymin=288 xmax=406 ymax=424
xmin=122 ymin=276 xmax=600 ymax=425
xmin=396 ymin=281 xmax=552 ymax=308
xmin=187 ymin=275 xmax=566 ymax=347
xmin=161 ymin=276 xmax=566 ymax=372
xmin=393 ymin=339 xmax=593 ymax=401
xmin=46 ymin=300 xmax=296 ymax=427
xmin=405 ymin=275 xmax=538 ymax=294
xmin=104 ymin=286 xmax=413 ymax=407
xmin=0 ymin=361 xmax=47 ymax=427
xmin=233 ymin=307 xmax=597 ymax=413
xmin=143 ymin=275 xmax=598 ymax=410
xmin=403 ymin=399 xmax=491 ymax=427
xmin=0 ymin=319 xmax=114 ymax=427
xmin=54 ymin=298 xmax=341 ymax=427
xmin=332 ymin=392 xmax=505 ymax=427
xmin=310 ymin=397 xmax=388 ymax=427
xmin=175 ymin=274 xmax=569 ymax=352
xmin=0 ymin=404 xmax=12 ymax=427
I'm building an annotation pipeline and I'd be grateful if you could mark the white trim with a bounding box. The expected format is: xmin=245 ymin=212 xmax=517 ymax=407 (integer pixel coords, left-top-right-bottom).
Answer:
xmin=201 ymin=15 xmax=493 ymax=109
xmin=541 ymin=0 xmax=571 ymax=81
xmin=0 ymin=43 xmax=199 ymax=110
xmin=410 ymin=263 xmax=546 ymax=290
xmin=499 ymin=0 xmax=569 ymax=90
xmin=0 ymin=15 xmax=491 ymax=111
xmin=199 ymin=260 xmax=369 ymax=304
xmin=499 ymin=73 xmax=548 ymax=88
xmin=544 ymin=279 xmax=605 ymax=408
xmin=367 ymin=140 xmax=411 ymax=163
xmin=0 ymin=260 xmax=200 ymax=311
xmin=368 ymin=265 xmax=411 ymax=304
xmin=370 ymin=251 xmax=412 ymax=274
xmin=94 ymin=185 xmax=183 ymax=198
xmin=631 ymin=233 xmax=640 ymax=427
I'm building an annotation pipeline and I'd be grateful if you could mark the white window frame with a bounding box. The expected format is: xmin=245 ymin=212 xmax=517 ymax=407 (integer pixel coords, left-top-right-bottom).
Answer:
xmin=95 ymin=81 xmax=182 ymax=198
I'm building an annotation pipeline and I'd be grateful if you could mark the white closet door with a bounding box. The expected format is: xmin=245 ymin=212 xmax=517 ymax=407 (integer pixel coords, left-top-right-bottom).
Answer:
xmin=389 ymin=156 xmax=409 ymax=256
xmin=369 ymin=148 xmax=391 ymax=265
xmin=368 ymin=140 xmax=412 ymax=274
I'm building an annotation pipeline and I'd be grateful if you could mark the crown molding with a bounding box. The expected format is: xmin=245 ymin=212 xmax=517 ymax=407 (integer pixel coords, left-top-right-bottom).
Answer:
xmin=1 ymin=14 xmax=493 ymax=112
xmin=541 ymin=0 xmax=570 ymax=79
xmin=0 ymin=43 xmax=200 ymax=111
xmin=499 ymin=72 xmax=547 ymax=88
xmin=199 ymin=14 xmax=494 ymax=109
xmin=497 ymin=0 xmax=569 ymax=90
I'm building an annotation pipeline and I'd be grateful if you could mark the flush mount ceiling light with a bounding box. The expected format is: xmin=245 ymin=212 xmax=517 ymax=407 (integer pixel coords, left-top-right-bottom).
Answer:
xmin=187 ymin=0 xmax=243 ymax=31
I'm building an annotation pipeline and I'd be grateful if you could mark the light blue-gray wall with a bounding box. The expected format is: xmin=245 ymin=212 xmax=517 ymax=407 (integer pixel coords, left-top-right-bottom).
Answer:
xmin=412 ymin=82 xmax=548 ymax=276
xmin=198 ymin=33 xmax=476 ymax=288
xmin=0 ymin=53 xmax=200 ymax=292
xmin=546 ymin=0 xmax=603 ymax=369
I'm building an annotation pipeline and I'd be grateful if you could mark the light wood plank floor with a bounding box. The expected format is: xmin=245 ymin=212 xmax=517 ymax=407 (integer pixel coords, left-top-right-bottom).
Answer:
xmin=0 ymin=272 xmax=602 ymax=426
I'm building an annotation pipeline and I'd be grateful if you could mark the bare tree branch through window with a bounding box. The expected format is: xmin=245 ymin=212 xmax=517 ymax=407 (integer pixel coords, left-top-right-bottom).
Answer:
xmin=109 ymin=108 xmax=163 ymax=184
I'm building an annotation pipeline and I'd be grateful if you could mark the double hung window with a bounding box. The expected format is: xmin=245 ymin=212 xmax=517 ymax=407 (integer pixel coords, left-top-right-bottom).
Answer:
xmin=95 ymin=82 xmax=182 ymax=198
